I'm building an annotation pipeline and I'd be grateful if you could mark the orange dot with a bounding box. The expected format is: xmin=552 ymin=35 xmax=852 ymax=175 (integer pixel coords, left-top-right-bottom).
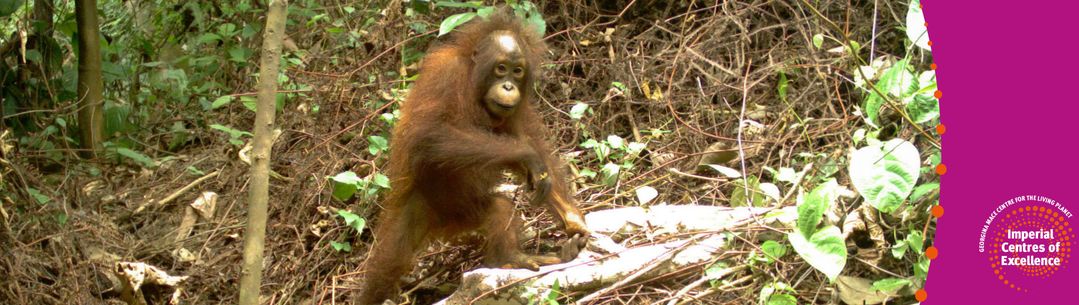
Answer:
xmin=926 ymin=246 xmax=939 ymax=259
xmin=936 ymin=123 xmax=946 ymax=134
xmin=924 ymin=22 xmax=928 ymax=27
xmin=930 ymin=63 xmax=938 ymax=70
xmin=935 ymin=164 xmax=947 ymax=175
xmin=915 ymin=289 xmax=928 ymax=301
xmin=934 ymin=90 xmax=943 ymax=99
xmin=927 ymin=40 xmax=934 ymax=46
xmin=932 ymin=205 xmax=945 ymax=218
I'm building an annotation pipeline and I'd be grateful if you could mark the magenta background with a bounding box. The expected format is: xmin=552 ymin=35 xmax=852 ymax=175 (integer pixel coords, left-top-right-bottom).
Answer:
xmin=924 ymin=1 xmax=1079 ymax=303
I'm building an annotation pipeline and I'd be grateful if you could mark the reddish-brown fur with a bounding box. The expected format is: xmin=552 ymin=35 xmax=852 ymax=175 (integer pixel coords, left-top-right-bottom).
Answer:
xmin=355 ymin=12 xmax=588 ymax=304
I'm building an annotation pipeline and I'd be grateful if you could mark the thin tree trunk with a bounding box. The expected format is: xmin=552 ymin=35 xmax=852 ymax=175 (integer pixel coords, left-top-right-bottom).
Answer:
xmin=75 ymin=0 xmax=104 ymax=156
xmin=238 ymin=0 xmax=288 ymax=304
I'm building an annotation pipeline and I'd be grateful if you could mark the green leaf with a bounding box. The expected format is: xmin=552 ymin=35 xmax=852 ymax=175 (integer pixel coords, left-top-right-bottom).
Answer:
xmin=849 ymin=139 xmax=920 ymax=213
xmin=906 ymin=230 xmax=924 ymax=253
xmin=891 ymin=241 xmax=909 ymax=259
xmin=812 ymin=34 xmax=824 ymax=49
xmin=525 ymin=10 xmax=547 ymax=36
xmin=476 ymin=7 xmax=495 ymax=18
xmin=864 ymin=59 xmax=915 ymax=125
xmin=580 ymin=139 xmax=600 ymax=149
xmin=434 ymin=1 xmax=484 ymax=9
xmin=761 ymin=240 xmax=789 ymax=263
xmin=914 ymin=257 xmax=930 ymax=280
xmin=797 ymin=179 xmax=839 ymax=237
xmin=906 ymin=94 xmax=939 ymax=123
xmin=228 ymin=46 xmax=253 ymax=63
xmin=372 ymin=173 xmax=391 ymax=189
xmin=26 ymin=187 xmax=51 ymax=205
xmin=730 ymin=176 xmax=766 ymax=207
xmin=626 ymin=142 xmax=646 ymax=157
xmin=195 ymin=33 xmax=222 ymax=45
xmin=187 ymin=166 xmax=206 ymax=176
xmin=209 ymin=124 xmax=253 ymax=139
xmin=578 ymin=168 xmax=597 ymax=179
xmin=600 ymin=162 xmax=620 ymax=186
xmin=872 ymin=278 xmax=911 ymax=293
xmin=906 ymin=0 xmax=931 ymax=51
xmin=55 ymin=213 xmax=68 ymax=226
xmin=766 ymin=294 xmax=797 ymax=305
xmin=115 ymin=148 xmax=156 ymax=168
xmin=337 ymin=210 xmax=367 ymax=233
xmin=788 ymin=226 xmax=847 ymax=282
xmin=439 ymin=12 xmax=477 ymax=36
xmin=610 ymin=81 xmax=627 ymax=92
xmin=211 ymin=95 xmax=234 ymax=110
xmin=909 ymin=182 xmax=939 ymax=203
xmin=606 ymin=135 xmax=625 ymax=150
xmin=777 ymin=71 xmax=789 ymax=102
xmin=569 ymin=102 xmax=590 ymax=120
xmin=330 ymin=171 xmax=362 ymax=201
xmin=367 ymin=135 xmax=389 ymax=155
xmin=330 ymin=240 xmax=352 ymax=252
xmin=240 ymin=96 xmax=258 ymax=111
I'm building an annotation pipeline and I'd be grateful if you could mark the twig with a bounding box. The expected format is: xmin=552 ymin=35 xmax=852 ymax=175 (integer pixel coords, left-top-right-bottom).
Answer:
xmin=574 ymin=234 xmax=705 ymax=305
xmin=664 ymin=265 xmax=747 ymax=305
xmin=134 ymin=170 xmax=220 ymax=214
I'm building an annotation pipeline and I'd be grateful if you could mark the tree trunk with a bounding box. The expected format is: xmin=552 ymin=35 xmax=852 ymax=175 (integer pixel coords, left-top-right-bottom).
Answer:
xmin=238 ymin=0 xmax=288 ymax=304
xmin=75 ymin=0 xmax=104 ymax=156
xmin=31 ymin=0 xmax=56 ymax=82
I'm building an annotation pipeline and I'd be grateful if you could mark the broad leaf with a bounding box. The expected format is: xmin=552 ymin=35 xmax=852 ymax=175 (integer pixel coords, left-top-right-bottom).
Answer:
xmin=569 ymin=102 xmax=590 ymax=120
xmin=115 ymin=148 xmax=156 ymax=168
xmin=439 ymin=12 xmax=477 ymax=36
xmin=797 ymin=179 xmax=839 ymax=237
xmin=330 ymin=171 xmax=362 ymax=201
xmin=905 ymin=0 xmax=931 ymax=51
xmin=788 ymin=226 xmax=847 ymax=281
xmin=849 ymin=139 xmax=920 ymax=213
xmin=761 ymin=240 xmax=788 ymax=263
xmin=872 ymin=278 xmax=911 ymax=293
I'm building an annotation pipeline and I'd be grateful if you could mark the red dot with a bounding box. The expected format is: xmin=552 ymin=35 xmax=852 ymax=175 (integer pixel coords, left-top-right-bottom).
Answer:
xmin=930 ymin=63 xmax=938 ymax=70
xmin=916 ymin=289 xmax=928 ymax=301
xmin=934 ymin=90 xmax=943 ymax=99
xmin=928 ymin=40 xmax=934 ymax=46
xmin=935 ymin=164 xmax=947 ymax=175
xmin=936 ymin=124 xmax=946 ymax=134
xmin=926 ymin=246 xmax=939 ymax=260
xmin=932 ymin=205 xmax=945 ymax=218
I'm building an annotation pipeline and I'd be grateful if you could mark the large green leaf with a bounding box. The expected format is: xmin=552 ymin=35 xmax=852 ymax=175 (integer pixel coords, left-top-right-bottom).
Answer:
xmin=797 ymin=179 xmax=840 ymax=237
xmin=905 ymin=0 xmax=931 ymax=51
xmin=864 ymin=59 xmax=915 ymax=125
xmin=907 ymin=94 xmax=939 ymax=123
xmin=788 ymin=226 xmax=847 ymax=281
xmin=115 ymin=148 xmax=156 ymax=168
xmin=330 ymin=171 xmax=362 ymax=201
xmin=849 ymin=139 xmax=920 ymax=213
xmin=438 ymin=12 xmax=477 ymax=36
